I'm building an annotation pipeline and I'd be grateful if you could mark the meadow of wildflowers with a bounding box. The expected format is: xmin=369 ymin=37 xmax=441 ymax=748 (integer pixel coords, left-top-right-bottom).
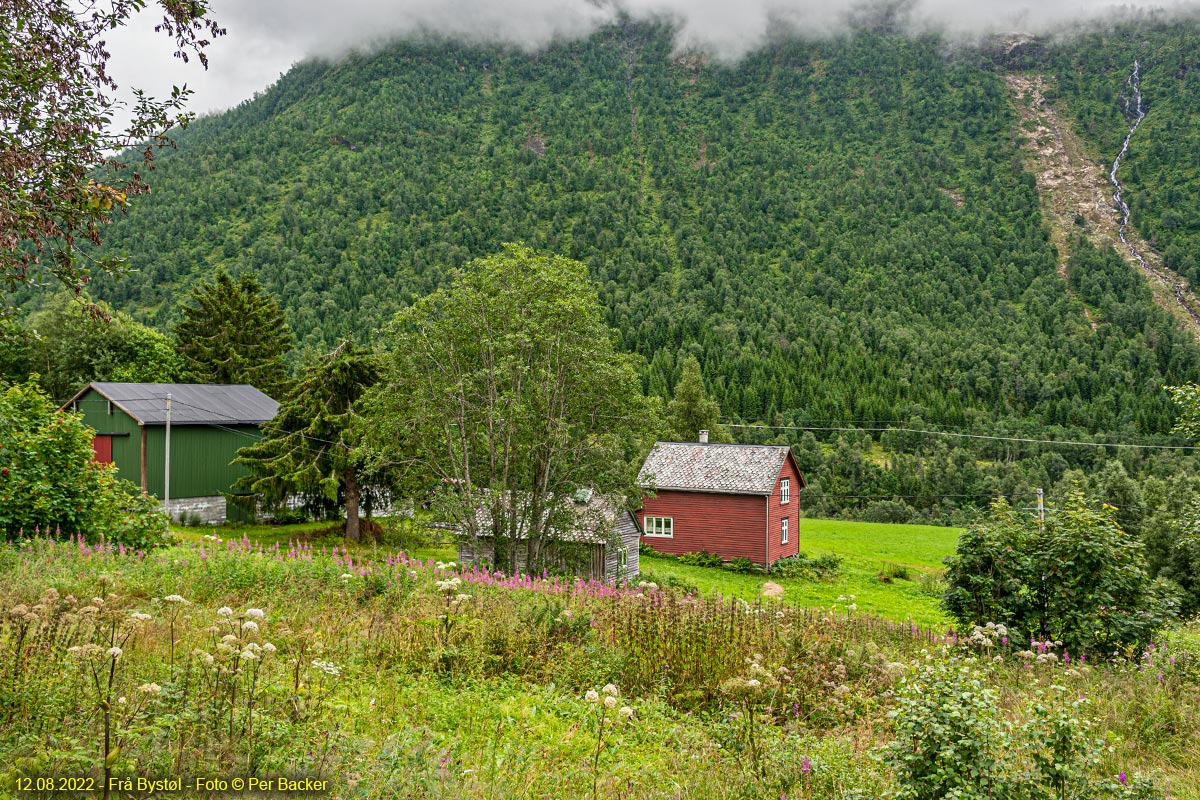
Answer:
xmin=0 ymin=532 xmax=1198 ymax=798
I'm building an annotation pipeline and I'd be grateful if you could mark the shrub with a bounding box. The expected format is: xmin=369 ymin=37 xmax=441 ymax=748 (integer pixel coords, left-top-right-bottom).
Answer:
xmin=877 ymin=562 xmax=911 ymax=582
xmin=267 ymin=507 xmax=310 ymax=525
xmin=726 ymin=557 xmax=756 ymax=574
xmin=916 ymin=571 xmax=947 ymax=598
xmin=942 ymin=494 xmax=1173 ymax=655
xmin=771 ymin=552 xmax=842 ymax=580
xmin=638 ymin=542 xmax=669 ymax=558
xmin=0 ymin=380 xmax=167 ymax=548
xmin=883 ymin=656 xmax=1165 ymax=800
xmin=678 ymin=551 xmax=723 ymax=568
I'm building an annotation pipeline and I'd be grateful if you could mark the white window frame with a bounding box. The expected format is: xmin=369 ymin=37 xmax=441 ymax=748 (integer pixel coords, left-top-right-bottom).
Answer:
xmin=644 ymin=516 xmax=673 ymax=538
xmin=780 ymin=478 xmax=791 ymax=505
xmin=781 ymin=517 xmax=789 ymax=545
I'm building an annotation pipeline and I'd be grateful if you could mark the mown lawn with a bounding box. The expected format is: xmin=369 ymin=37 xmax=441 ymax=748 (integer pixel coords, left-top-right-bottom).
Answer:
xmin=798 ymin=518 xmax=961 ymax=570
xmin=640 ymin=518 xmax=960 ymax=628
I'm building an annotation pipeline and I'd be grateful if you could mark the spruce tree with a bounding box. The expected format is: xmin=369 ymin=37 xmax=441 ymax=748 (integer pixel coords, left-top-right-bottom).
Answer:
xmin=174 ymin=269 xmax=293 ymax=397
xmin=664 ymin=355 xmax=733 ymax=443
xmin=234 ymin=339 xmax=380 ymax=541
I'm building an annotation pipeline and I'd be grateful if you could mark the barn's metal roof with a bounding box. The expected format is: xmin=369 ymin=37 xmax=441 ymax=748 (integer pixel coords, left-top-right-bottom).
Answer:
xmin=637 ymin=441 xmax=793 ymax=495
xmin=68 ymin=383 xmax=279 ymax=426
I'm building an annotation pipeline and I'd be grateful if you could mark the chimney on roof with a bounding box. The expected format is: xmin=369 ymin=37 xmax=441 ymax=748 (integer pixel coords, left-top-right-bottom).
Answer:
xmin=699 ymin=429 xmax=709 ymax=443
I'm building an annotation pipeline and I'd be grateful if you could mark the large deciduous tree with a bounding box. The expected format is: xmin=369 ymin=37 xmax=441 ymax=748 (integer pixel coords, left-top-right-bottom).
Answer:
xmin=1 ymin=0 xmax=223 ymax=299
xmin=174 ymin=269 xmax=293 ymax=397
xmin=364 ymin=243 xmax=660 ymax=573
xmin=234 ymin=339 xmax=381 ymax=542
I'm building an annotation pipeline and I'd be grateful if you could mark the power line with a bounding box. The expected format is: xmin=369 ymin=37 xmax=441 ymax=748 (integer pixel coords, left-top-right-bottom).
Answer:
xmin=725 ymin=422 xmax=1200 ymax=452
xmin=801 ymin=492 xmax=1019 ymax=500
xmin=71 ymin=396 xmax=350 ymax=451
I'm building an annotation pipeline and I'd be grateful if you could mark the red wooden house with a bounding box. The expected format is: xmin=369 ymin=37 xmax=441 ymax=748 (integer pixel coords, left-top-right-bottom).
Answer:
xmin=636 ymin=435 xmax=806 ymax=568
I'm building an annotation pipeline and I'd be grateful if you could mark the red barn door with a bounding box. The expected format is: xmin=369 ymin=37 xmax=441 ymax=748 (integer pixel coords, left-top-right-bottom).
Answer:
xmin=92 ymin=435 xmax=113 ymax=464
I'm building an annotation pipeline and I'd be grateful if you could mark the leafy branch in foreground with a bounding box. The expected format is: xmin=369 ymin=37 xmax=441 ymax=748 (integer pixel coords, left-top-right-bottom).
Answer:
xmin=1 ymin=0 xmax=223 ymax=301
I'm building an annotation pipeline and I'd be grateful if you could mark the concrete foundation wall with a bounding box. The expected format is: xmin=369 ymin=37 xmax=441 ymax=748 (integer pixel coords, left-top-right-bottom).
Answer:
xmin=165 ymin=496 xmax=227 ymax=526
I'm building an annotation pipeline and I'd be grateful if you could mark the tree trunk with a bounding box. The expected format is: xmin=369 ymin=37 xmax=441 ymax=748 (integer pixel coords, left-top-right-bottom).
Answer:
xmin=345 ymin=466 xmax=361 ymax=542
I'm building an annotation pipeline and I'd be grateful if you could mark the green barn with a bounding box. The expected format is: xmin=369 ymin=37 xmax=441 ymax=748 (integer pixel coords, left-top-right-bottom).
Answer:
xmin=63 ymin=382 xmax=280 ymax=524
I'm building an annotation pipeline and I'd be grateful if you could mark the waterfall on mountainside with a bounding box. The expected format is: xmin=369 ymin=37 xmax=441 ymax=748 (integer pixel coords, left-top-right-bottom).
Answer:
xmin=1110 ymin=60 xmax=1149 ymax=272
xmin=1108 ymin=60 xmax=1200 ymax=324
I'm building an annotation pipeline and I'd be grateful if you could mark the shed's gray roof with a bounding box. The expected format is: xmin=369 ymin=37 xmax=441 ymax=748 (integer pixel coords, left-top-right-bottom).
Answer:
xmin=466 ymin=491 xmax=634 ymax=544
xmin=72 ymin=383 xmax=279 ymax=426
xmin=637 ymin=442 xmax=791 ymax=495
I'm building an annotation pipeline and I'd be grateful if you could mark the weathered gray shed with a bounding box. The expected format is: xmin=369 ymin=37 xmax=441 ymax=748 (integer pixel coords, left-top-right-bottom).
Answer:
xmin=457 ymin=490 xmax=640 ymax=583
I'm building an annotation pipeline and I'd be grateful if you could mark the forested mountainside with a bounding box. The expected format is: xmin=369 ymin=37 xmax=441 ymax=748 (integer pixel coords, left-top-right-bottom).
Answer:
xmin=81 ymin=18 xmax=1200 ymax=444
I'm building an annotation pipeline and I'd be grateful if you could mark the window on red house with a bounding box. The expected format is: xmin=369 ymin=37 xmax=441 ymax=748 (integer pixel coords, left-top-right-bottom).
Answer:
xmin=92 ymin=435 xmax=113 ymax=464
xmin=781 ymin=517 xmax=789 ymax=544
xmin=644 ymin=516 xmax=673 ymax=537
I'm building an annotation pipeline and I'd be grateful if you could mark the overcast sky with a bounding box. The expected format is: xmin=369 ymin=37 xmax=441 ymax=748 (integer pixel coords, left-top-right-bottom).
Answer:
xmin=103 ymin=0 xmax=1200 ymax=127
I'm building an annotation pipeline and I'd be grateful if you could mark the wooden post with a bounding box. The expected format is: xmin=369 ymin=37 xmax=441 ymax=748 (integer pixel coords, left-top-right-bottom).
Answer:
xmin=164 ymin=394 xmax=172 ymax=520
xmin=139 ymin=425 xmax=147 ymax=492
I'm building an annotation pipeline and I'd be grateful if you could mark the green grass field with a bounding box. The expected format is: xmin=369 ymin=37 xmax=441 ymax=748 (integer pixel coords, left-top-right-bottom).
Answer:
xmin=639 ymin=518 xmax=960 ymax=628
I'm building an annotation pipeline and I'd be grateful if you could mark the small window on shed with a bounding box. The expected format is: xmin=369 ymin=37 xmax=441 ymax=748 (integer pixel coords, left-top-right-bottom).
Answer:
xmin=780 ymin=478 xmax=790 ymax=504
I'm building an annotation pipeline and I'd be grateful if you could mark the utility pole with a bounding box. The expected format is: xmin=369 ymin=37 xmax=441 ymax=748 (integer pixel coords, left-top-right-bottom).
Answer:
xmin=1036 ymin=487 xmax=1045 ymax=532
xmin=164 ymin=393 xmax=172 ymax=525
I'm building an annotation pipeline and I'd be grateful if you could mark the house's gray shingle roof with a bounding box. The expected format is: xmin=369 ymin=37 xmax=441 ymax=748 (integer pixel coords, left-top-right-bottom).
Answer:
xmin=80 ymin=383 xmax=279 ymax=425
xmin=637 ymin=442 xmax=790 ymax=495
